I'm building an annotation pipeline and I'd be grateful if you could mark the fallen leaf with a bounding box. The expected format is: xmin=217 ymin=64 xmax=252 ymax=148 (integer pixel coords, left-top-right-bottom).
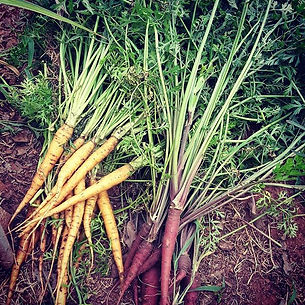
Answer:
xmin=13 ymin=131 xmax=29 ymax=143
xmin=123 ymin=220 xmax=136 ymax=249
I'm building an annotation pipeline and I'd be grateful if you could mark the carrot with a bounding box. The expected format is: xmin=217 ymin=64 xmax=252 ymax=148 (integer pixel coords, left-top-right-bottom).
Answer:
xmin=57 ymin=198 xmax=74 ymax=277
xmin=133 ymin=278 xmax=139 ymax=305
xmin=41 ymin=158 xmax=142 ymax=218
xmin=118 ymin=240 xmax=154 ymax=304
xmin=83 ymin=177 xmax=98 ymax=268
xmin=19 ymin=157 xmax=144 ymax=237
xmin=6 ymin=204 xmax=38 ymax=305
xmin=44 ymin=210 xmax=64 ymax=300
xmin=56 ymin=136 xmax=86 ymax=175
xmin=97 ymin=190 xmax=123 ymax=282
xmin=183 ymin=273 xmax=200 ymax=305
xmin=30 ymin=135 xmax=120 ymax=219
xmin=39 ymin=219 xmax=47 ymax=291
xmin=51 ymin=213 xmax=60 ymax=247
xmin=56 ymin=179 xmax=85 ymax=300
xmin=31 ymin=139 xmax=97 ymax=218
xmin=124 ymin=222 xmax=151 ymax=270
xmin=160 ymin=207 xmax=182 ymax=305
xmin=56 ymin=267 xmax=69 ymax=305
xmin=50 ymin=140 xmax=95 ymax=199
xmin=138 ymin=247 xmax=161 ymax=276
xmin=168 ymin=252 xmax=191 ymax=297
xmin=6 ymin=233 xmax=31 ymax=305
xmin=175 ymin=252 xmax=191 ymax=284
xmin=141 ymin=266 xmax=160 ymax=305
xmin=10 ymin=123 xmax=74 ymax=222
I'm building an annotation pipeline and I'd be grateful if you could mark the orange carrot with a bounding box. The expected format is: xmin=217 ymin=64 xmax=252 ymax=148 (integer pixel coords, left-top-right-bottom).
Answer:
xmin=10 ymin=123 xmax=74 ymax=222
xmin=97 ymin=190 xmax=123 ymax=282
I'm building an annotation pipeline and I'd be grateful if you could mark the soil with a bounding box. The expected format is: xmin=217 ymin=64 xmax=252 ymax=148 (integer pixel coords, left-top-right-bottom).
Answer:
xmin=197 ymin=188 xmax=305 ymax=305
xmin=0 ymin=4 xmax=304 ymax=305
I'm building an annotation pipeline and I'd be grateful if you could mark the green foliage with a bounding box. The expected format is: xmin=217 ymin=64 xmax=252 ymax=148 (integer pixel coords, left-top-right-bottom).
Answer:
xmin=5 ymin=16 xmax=47 ymax=70
xmin=2 ymin=72 xmax=54 ymax=128
xmin=198 ymin=210 xmax=225 ymax=253
xmin=274 ymin=154 xmax=305 ymax=181
xmin=257 ymin=190 xmax=299 ymax=238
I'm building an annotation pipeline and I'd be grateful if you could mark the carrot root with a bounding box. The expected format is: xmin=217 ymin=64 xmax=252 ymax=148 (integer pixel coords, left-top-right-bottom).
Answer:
xmin=138 ymin=247 xmax=161 ymax=276
xmin=160 ymin=207 xmax=182 ymax=305
xmin=10 ymin=123 xmax=74 ymax=222
xmin=118 ymin=240 xmax=153 ymax=303
xmin=97 ymin=190 xmax=123 ymax=282
xmin=124 ymin=222 xmax=151 ymax=270
xmin=132 ymin=279 xmax=139 ymax=305
xmin=183 ymin=272 xmax=200 ymax=305
xmin=141 ymin=266 xmax=160 ymax=305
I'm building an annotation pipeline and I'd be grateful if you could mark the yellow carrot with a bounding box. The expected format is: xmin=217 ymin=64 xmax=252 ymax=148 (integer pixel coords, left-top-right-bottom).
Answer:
xmin=56 ymin=136 xmax=86 ymax=175
xmin=10 ymin=123 xmax=74 ymax=222
xmin=19 ymin=157 xmax=144 ymax=237
xmin=39 ymin=219 xmax=47 ymax=291
xmin=56 ymin=180 xmax=85 ymax=304
xmin=51 ymin=140 xmax=96 ymax=200
xmin=83 ymin=177 xmax=98 ymax=268
xmin=46 ymin=162 xmax=134 ymax=217
xmin=6 ymin=205 xmax=38 ymax=305
xmin=97 ymin=190 xmax=124 ymax=283
xmin=56 ymin=267 xmax=69 ymax=305
xmin=6 ymin=233 xmax=31 ymax=305
xmin=57 ymin=197 xmax=73 ymax=277
xmin=30 ymin=136 xmax=118 ymax=220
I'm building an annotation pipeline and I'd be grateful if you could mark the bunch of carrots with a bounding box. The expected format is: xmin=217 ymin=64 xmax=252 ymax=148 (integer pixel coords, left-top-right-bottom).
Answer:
xmin=6 ymin=22 xmax=150 ymax=305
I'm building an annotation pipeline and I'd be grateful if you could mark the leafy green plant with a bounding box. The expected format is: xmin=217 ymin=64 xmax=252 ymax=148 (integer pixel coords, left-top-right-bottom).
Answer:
xmin=257 ymin=190 xmax=299 ymax=238
xmin=1 ymin=72 xmax=54 ymax=128
xmin=274 ymin=154 xmax=305 ymax=181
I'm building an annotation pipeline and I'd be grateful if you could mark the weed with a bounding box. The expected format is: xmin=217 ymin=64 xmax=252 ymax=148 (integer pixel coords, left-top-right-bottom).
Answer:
xmin=256 ymin=190 xmax=299 ymax=238
xmin=1 ymin=72 xmax=55 ymax=128
xmin=274 ymin=154 xmax=305 ymax=182
xmin=198 ymin=210 xmax=225 ymax=254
